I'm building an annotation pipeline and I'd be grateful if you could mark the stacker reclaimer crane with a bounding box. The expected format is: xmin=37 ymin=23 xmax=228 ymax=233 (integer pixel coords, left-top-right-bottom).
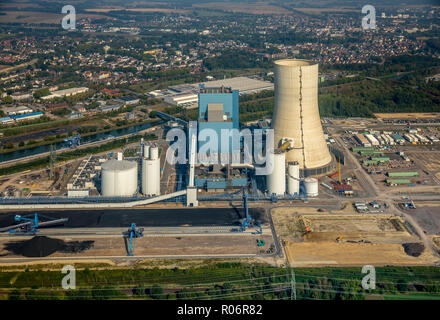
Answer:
xmin=240 ymin=188 xmax=262 ymax=234
xmin=0 ymin=213 xmax=68 ymax=234
xmin=123 ymin=223 xmax=144 ymax=256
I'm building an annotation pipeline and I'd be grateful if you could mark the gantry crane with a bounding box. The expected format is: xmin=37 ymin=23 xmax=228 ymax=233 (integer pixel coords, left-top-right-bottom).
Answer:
xmin=240 ymin=188 xmax=262 ymax=234
xmin=123 ymin=223 xmax=144 ymax=256
xmin=240 ymin=187 xmax=252 ymax=231
xmin=0 ymin=213 xmax=68 ymax=234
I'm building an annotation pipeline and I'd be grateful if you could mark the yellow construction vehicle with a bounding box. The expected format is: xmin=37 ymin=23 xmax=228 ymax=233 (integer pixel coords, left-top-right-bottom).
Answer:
xmin=336 ymin=235 xmax=344 ymax=243
xmin=279 ymin=141 xmax=291 ymax=151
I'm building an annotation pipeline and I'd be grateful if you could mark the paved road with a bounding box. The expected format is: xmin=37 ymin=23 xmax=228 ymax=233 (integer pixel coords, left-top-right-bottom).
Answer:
xmin=333 ymin=133 xmax=379 ymax=197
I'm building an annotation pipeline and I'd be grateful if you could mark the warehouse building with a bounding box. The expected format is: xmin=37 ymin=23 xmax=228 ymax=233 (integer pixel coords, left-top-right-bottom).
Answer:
xmin=0 ymin=117 xmax=13 ymax=125
xmin=387 ymin=171 xmax=419 ymax=177
xmin=160 ymin=76 xmax=273 ymax=107
xmin=41 ymin=87 xmax=89 ymax=100
xmin=197 ymin=85 xmax=240 ymax=163
xmin=115 ymin=96 xmax=140 ymax=105
xmin=3 ymin=105 xmax=33 ymax=116
xmin=387 ymin=179 xmax=412 ymax=185
xmin=163 ymin=92 xmax=198 ymax=107
xmin=354 ymin=134 xmax=371 ymax=147
xmin=12 ymin=112 xmax=44 ymax=121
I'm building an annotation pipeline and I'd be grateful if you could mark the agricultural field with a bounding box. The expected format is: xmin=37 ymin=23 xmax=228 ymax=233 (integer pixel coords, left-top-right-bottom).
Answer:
xmin=192 ymin=2 xmax=292 ymax=15
xmin=0 ymin=11 xmax=110 ymax=24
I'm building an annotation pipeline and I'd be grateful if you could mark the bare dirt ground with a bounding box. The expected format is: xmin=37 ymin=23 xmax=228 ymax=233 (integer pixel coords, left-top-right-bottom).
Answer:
xmin=272 ymin=207 xmax=437 ymax=266
xmin=272 ymin=207 xmax=416 ymax=242
xmin=0 ymin=234 xmax=273 ymax=259
xmin=285 ymin=242 xmax=437 ymax=267
xmin=432 ymin=236 xmax=440 ymax=252
xmin=374 ymin=112 xmax=440 ymax=119
xmin=408 ymin=206 xmax=440 ymax=236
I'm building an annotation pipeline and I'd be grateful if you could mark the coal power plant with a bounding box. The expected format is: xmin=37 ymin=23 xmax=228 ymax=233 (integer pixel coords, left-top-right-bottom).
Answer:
xmin=0 ymin=59 xmax=337 ymax=211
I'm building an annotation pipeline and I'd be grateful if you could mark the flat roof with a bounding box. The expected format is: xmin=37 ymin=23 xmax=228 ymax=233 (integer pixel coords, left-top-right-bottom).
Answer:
xmin=167 ymin=76 xmax=273 ymax=95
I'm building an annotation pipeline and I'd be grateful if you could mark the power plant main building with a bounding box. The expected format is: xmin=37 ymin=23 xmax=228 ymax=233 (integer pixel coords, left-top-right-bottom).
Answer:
xmin=271 ymin=59 xmax=333 ymax=177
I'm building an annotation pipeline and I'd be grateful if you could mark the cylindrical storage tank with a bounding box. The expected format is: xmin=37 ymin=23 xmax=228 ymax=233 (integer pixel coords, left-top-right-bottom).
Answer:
xmin=142 ymin=158 xmax=160 ymax=196
xmin=101 ymin=159 xmax=138 ymax=197
xmin=287 ymin=161 xmax=300 ymax=195
xmin=150 ymin=147 xmax=159 ymax=160
xmin=143 ymin=145 xmax=150 ymax=159
xmin=117 ymin=152 xmax=123 ymax=161
xmin=266 ymin=151 xmax=286 ymax=196
xmin=272 ymin=59 xmax=332 ymax=175
xmin=304 ymin=177 xmax=319 ymax=197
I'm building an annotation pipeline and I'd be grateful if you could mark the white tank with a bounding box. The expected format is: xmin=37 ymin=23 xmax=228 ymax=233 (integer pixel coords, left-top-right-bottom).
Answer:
xmin=304 ymin=177 xmax=319 ymax=197
xmin=266 ymin=151 xmax=286 ymax=196
xmin=143 ymin=145 xmax=150 ymax=158
xmin=142 ymin=158 xmax=160 ymax=196
xmin=150 ymin=147 xmax=159 ymax=160
xmin=287 ymin=162 xmax=300 ymax=195
xmin=101 ymin=159 xmax=138 ymax=197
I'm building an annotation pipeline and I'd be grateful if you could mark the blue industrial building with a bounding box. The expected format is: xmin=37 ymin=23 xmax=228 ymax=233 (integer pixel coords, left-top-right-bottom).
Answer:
xmin=190 ymin=85 xmax=248 ymax=191
xmin=197 ymin=85 xmax=240 ymax=162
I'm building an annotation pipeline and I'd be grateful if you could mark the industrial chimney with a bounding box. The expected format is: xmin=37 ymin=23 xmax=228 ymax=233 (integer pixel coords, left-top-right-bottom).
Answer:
xmin=271 ymin=59 xmax=333 ymax=176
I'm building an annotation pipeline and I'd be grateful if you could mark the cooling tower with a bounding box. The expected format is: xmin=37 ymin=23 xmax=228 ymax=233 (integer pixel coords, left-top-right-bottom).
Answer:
xmin=272 ymin=59 xmax=333 ymax=176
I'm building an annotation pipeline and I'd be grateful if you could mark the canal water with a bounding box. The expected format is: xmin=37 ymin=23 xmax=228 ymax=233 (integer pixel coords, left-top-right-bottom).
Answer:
xmin=0 ymin=121 xmax=161 ymax=163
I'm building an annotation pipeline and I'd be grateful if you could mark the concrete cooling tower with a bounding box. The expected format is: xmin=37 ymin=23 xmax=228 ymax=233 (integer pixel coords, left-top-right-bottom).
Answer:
xmin=272 ymin=59 xmax=333 ymax=176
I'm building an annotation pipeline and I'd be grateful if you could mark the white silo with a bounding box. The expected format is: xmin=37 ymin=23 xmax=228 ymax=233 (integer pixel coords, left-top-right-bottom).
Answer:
xmin=101 ymin=159 xmax=138 ymax=197
xmin=150 ymin=147 xmax=159 ymax=160
xmin=272 ymin=59 xmax=333 ymax=176
xmin=266 ymin=151 xmax=286 ymax=196
xmin=141 ymin=145 xmax=160 ymax=196
xmin=287 ymin=161 xmax=300 ymax=195
xmin=143 ymin=145 xmax=150 ymax=158
xmin=304 ymin=177 xmax=319 ymax=197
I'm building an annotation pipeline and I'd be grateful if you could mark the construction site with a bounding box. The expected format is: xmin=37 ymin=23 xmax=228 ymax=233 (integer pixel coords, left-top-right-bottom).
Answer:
xmin=272 ymin=206 xmax=438 ymax=267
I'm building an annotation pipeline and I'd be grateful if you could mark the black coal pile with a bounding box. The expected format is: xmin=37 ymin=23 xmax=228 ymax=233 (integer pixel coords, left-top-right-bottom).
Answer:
xmin=5 ymin=236 xmax=94 ymax=257
xmin=402 ymin=243 xmax=425 ymax=257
